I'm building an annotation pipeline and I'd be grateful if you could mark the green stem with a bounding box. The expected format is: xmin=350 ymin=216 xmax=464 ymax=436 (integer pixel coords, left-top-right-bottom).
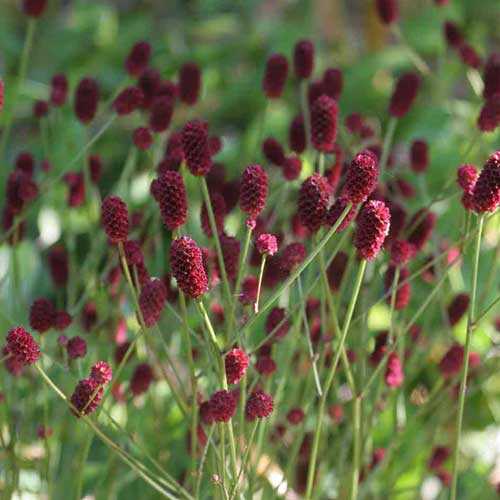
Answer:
xmin=195 ymin=424 xmax=215 ymax=499
xmin=350 ymin=396 xmax=362 ymax=500
xmin=380 ymin=117 xmax=397 ymax=173
xmin=75 ymin=432 xmax=93 ymax=500
xmin=318 ymin=152 xmax=325 ymax=176
xmin=39 ymin=337 xmax=51 ymax=496
xmin=450 ymin=214 xmax=484 ymax=499
xmin=391 ymin=24 xmax=431 ymax=75
xmin=300 ymin=80 xmax=311 ymax=152
xmin=254 ymin=255 xmax=267 ymax=314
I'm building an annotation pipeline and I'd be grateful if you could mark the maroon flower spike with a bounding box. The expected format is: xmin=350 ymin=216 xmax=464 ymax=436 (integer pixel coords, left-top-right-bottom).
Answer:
xmin=130 ymin=363 xmax=154 ymax=395
xmin=308 ymin=79 xmax=325 ymax=107
xmin=283 ymin=155 xmax=302 ymax=181
xmin=239 ymin=165 xmax=268 ymax=218
xmin=477 ymin=95 xmax=500 ymax=133
xmin=355 ymin=200 xmax=391 ymax=260
xmin=154 ymin=171 xmax=187 ymax=231
xmin=298 ymin=174 xmax=330 ymax=232
xmin=483 ymin=53 xmax=500 ymax=99
xmin=326 ymin=195 xmax=357 ymax=232
xmin=429 ymin=446 xmax=450 ymax=472
xmin=201 ymin=192 xmax=226 ymax=237
xmin=322 ymin=68 xmax=343 ymax=100
xmin=178 ymin=63 xmax=201 ymax=105
xmin=410 ymin=140 xmax=429 ymax=173
xmin=54 ymin=311 xmax=72 ymax=330
xmin=443 ymin=21 xmax=464 ymax=48
xmin=294 ymin=39 xmax=314 ymax=80
xmin=6 ymin=327 xmax=40 ymax=365
xmin=390 ymin=240 xmax=415 ymax=265
xmin=246 ymin=390 xmax=274 ymax=420
xmin=30 ymin=298 xmax=56 ymax=333
xmin=263 ymin=54 xmax=288 ymax=99
xmin=67 ymin=336 xmax=87 ymax=359
xmin=50 ymin=74 xmax=68 ymax=106
xmin=262 ymin=137 xmax=286 ymax=167
xmin=447 ymin=293 xmax=470 ymax=327
xmin=88 ymin=153 xmax=102 ymax=184
xmin=138 ymin=68 xmax=160 ymax=108
xmin=327 ymin=251 xmax=348 ymax=292
xmin=310 ymin=94 xmax=338 ymax=152
xmin=225 ymin=348 xmax=249 ymax=385
xmin=346 ymin=113 xmax=363 ymax=133
xmin=91 ymin=361 xmax=113 ymax=385
xmin=149 ymin=96 xmax=174 ymax=132
xmin=439 ymin=343 xmax=464 ymax=378
xmin=407 ymin=209 xmax=436 ymax=251
xmin=256 ymin=355 xmax=276 ymax=377
xmin=289 ymin=114 xmax=306 ymax=154
xmin=48 ymin=246 xmax=69 ymax=288
xmin=385 ymin=351 xmax=404 ymax=388
xmin=384 ymin=265 xmax=411 ymax=310
xmin=376 ymin=0 xmax=399 ymax=24
xmin=139 ymin=278 xmax=167 ymax=327
xmin=265 ymin=307 xmax=289 ymax=340
xmin=101 ymin=196 xmax=129 ymax=243
xmin=344 ymin=150 xmax=379 ymax=203
xmin=70 ymin=377 xmax=103 ymax=416
xmin=287 ymin=407 xmax=305 ymax=426
xmin=181 ymin=120 xmax=212 ymax=176
xmin=459 ymin=45 xmax=482 ymax=69
xmin=457 ymin=164 xmax=478 ymax=193
xmin=281 ymin=242 xmax=306 ymax=272
xmin=169 ymin=236 xmax=208 ymax=299
xmin=472 ymin=150 xmax=500 ymax=213
xmin=208 ymin=390 xmax=237 ymax=423
xmin=240 ymin=276 xmax=258 ymax=305
xmin=63 ymin=172 xmax=85 ymax=207
xmin=33 ymin=100 xmax=49 ymax=118
xmin=15 ymin=152 xmax=35 ymax=176
xmin=256 ymin=233 xmax=278 ymax=256
xmin=219 ymin=234 xmax=240 ymax=281
xmin=125 ymin=41 xmax=152 ymax=76
xmin=133 ymin=127 xmax=153 ymax=150
xmin=389 ymin=72 xmax=420 ymax=117
xmin=22 ymin=0 xmax=47 ymax=16
xmin=113 ymin=86 xmax=144 ymax=115
xmin=74 ymin=78 xmax=100 ymax=124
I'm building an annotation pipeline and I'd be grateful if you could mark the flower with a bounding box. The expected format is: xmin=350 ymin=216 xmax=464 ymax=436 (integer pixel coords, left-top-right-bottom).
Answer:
xmin=439 ymin=343 xmax=464 ymax=378
xmin=289 ymin=115 xmax=306 ymax=154
xmin=354 ymin=200 xmax=391 ymax=260
xmin=344 ymin=150 xmax=379 ymax=203
xmin=256 ymin=355 xmax=277 ymax=376
xmin=74 ymin=78 xmax=100 ymax=124
xmin=70 ymin=377 xmax=103 ymax=416
xmin=406 ymin=209 xmax=436 ymax=252
xmin=181 ymin=120 xmax=212 ymax=176
xmin=207 ymin=390 xmax=237 ymax=422
xmin=283 ymin=156 xmax=302 ymax=181
xmin=101 ymin=196 xmax=129 ymax=243
xmin=225 ymin=348 xmax=249 ymax=385
xmin=256 ymin=233 xmax=278 ymax=256
xmin=483 ymin=53 xmax=500 ymax=99
xmin=239 ymin=165 xmax=268 ymax=218
xmin=447 ymin=293 xmax=470 ymax=326
xmin=113 ymin=86 xmax=144 ymax=115
xmin=298 ymin=174 xmax=330 ymax=232
xmin=410 ymin=140 xmax=429 ymax=173
xmin=326 ymin=251 xmax=348 ymax=292
xmin=6 ymin=326 xmax=40 ymax=365
xmin=265 ymin=307 xmax=289 ymax=340
xmin=67 ymin=336 xmax=87 ymax=359
xmin=90 ymin=361 xmax=113 ymax=385
xmin=154 ymin=171 xmax=187 ymax=230
xmin=178 ymin=63 xmax=201 ymax=105
xmin=262 ymin=137 xmax=286 ymax=167
xmin=293 ymin=39 xmax=314 ymax=80
xmin=22 ymin=0 xmax=47 ymax=17
xmin=125 ymin=41 xmax=152 ymax=76
xmin=287 ymin=407 xmax=305 ymax=425
xmin=472 ymin=150 xmax=500 ymax=213
xmin=389 ymin=72 xmax=420 ymax=117
xmin=139 ymin=278 xmax=167 ymax=327
xmin=263 ymin=54 xmax=288 ymax=98
xmin=130 ymin=363 xmax=154 ymax=395
xmin=310 ymin=95 xmax=338 ymax=152
xmin=48 ymin=246 xmax=69 ymax=288
xmin=384 ymin=265 xmax=411 ymax=309
xmin=246 ymin=390 xmax=274 ymax=420
xmin=149 ymin=96 xmax=174 ymax=132
xmin=50 ymin=74 xmax=68 ymax=106
xmin=375 ymin=0 xmax=399 ymax=25
xmin=200 ymin=192 xmax=226 ymax=237
xmin=29 ymin=298 xmax=56 ymax=333
xmin=133 ymin=127 xmax=153 ymax=150
xmin=281 ymin=242 xmax=306 ymax=272
xmin=326 ymin=195 xmax=356 ymax=232
xmin=322 ymin=68 xmax=343 ymax=100
xmin=385 ymin=351 xmax=404 ymax=387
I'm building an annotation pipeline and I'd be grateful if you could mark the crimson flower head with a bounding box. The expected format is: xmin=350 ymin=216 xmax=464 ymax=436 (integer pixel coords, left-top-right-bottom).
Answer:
xmin=6 ymin=326 xmax=40 ymax=365
xmin=208 ymin=390 xmax=237 ymax=423
xmin=389 ymin=72 xmax=420 ymax=117
xmin=265 ymin=307 xmax=289 ymax=340
xmin=472 ymin=150 xmax=500 ymax=213
xmin=33 ymin=100 xmax=49 ymax=118
xmin=483 ymin=53 xmax=500 ymax=99
xmin=376 ymin=0 xmax=399 ymax=25
xmin=384 ymin=265 xmax=411 ymax=310
xmin=355 ymin=200 xmax=390 ymax=260
xmin=327 ymin=251 xmax=348 ymax=292
xmin=344 ymin=150 xmax=379 ymax=203
xmin=219 ymin=234 xmax=240 ymax=281
xmin=179 ymin=63 xmax=201 ymax=105
xmin=130 ymin=363 xmax=154 ymax=395
xmin=169 ymin=236 xmax=208 ymax=299
xmin=101 ymin=196 xmax=129 ymax=243
xmin=447 ymin=293 xmax=470 ymax=327
xmin=22 ymin=0 xmax=47 ymax=16
xmin=407 ymin=209 xmax=436 ymax=251
xmin=263 ymin=54 xmax=289 ymax=98
xmin=138 ymin=68 xmax=160 ymax=108
xmin=149 ymin=96 xmax=174 ymax=132
xmin=281 ymin=242 xmax=306 ymax=272
xmin=48 ymin=246 xmax=69 ymax=288
xmin=256 ymin=355 xmax=276 ymax=377
xmin=326 ymin=195 xmax=356 ymax=232
xmin=181 ymin=120 xmax=212 ymax=175
xmin=289 ymin=115 xmax=306 ymax=154
xmin=91 ymin=361 xmax=113 ymax=385
xmin=30 ymin=298 xmax=56 ymax=333
xmin=310 ymin=95 xmax=338 ymax=152
xmin=262 ymin=137 xmax=286 ymax=167
xmin=67 ymin=336 xmax=87 ymax=359
xmin=139 ymin=278 xmax=167 ymax=327
xmin=239 ymin=165 xmax=268 ymax=218
xmin=294 ymin=39 xmax=315 ymax=80
xmin=457 ymin=164 xmax=478 ymax=193
xmin=70 ymin=377 xmax=103 ymax=416
xmin=256 ymin=233 xmax=278 ymax=256
xmin=459 ymin=45 xmax=482 ymax=70
xmin=443 ymin=21 xmax=464 ymax=48
xmin=298 ymin=174 xmax=330 ymax=232
xmin=125 ymin=41 xmax=152 ymax=76
xmin=63 ymin=172 xmax=85 ymax=207
xmin=390 ymin=240 xmax=415 ymax=265
xmin=74 ymin=78 xmax=100 ymax=124
xmin=322 ymin=68 xmax=343 ymax=100
xmin=154 ymin=171 xmax=187 ymax=230
xmin=385 ymin=351 xmax=404 ymax=388
xmin=50 ymin=74 xmax=68 ymax=106
xmin=429 ymin=447 xmax=450 ymax=471
xmin=54 ymin=311 xmax=72 ymax=330
xmin=133 ymin=127 xmax=153 ymax=150
xmin=225 ymin=348 xmax=249 ymax=385
xmin=477 ymin=95 xmax=500 ymax=133
xmin=287 ymin=407 xmax=305 ymax=425
xmin=439 ymin=343 xmax=464 ymax=378
xmin=283 ymin=156 xmax=302 ymax=181
xmin=113 ymin=86 xmax=144 ymax=115
xmin=240 ymin=276 xmax=258 ymax=305
xmin=410 ymin=140 xmax=429 ymax=173
xmin=246 ymin=390 xmax=274 ymax=420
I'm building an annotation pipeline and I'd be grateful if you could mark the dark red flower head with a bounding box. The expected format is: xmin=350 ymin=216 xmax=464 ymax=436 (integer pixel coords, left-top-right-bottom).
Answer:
xmin=133 ymin=127 xmax=153 ymax=150
xmin=225 ymin=348 xmax=249 ymax=385
xmin=70 ymin=377 xmax=103 ymax=416
xmin=22 ymin=0 xmax=47 ymax=16
xmin=385 ymin=351 xmax=404 ymax=387
xmin=472 ymin=150 xmax=500 ymax=213
xmin=101 ymin=196 xmax=129 ymax=243
xmin=376 ymin=0 xmax=399 ymax=25
xmin=138 ymin=68 xmax=160 ymax=108
xmin=281 ymin=242 xmax=306 ymax=272
xmin=33 ymin=100 xmax=49 ymax=118
xmin=289 ymin=114 xmax=306 ymax=154
xmin=113 ymin=86 xmax=144 ymax=115
xmin=443 ymin=21 xmax=464 ymax=48
xmin=265 ymin=307 xmax=289 ymax=340
xmin=219 ymin=234 xmax=240 ymax=281
xmin=457 ymin=164 xmax=478 ymax=193
xmin=390 ymin=240 xmax=415 ymax=265
xmin=263 ymin=54 xmax=289 ymax=98
xmin=91 ymin=361 xmax=113 ymax=385
xmin=262 ymin=137 xmax=285 ymax=167
xmin=125 ymin=41 xmax=152 ymax=76
xmin=6 ymin=326 xmax=40 ymax=365
xmin=406 ymin=209 xmax=436 ymax=251
xmin=67 ymin=336 xmax=87 ymax=359
xmin=344 ymin=150 xmax=379 ymax=203
xmin=48 ymin=246 xmax=69 ymax=288
xmin=74 ymin=78 xmax=100 ymax=124
xmin=327 ymin=251 xmax=348 ymax=292
xmin=447 ymin=293 xmax=470 ymax=327
xmin=355 ymin=200 xmax=390 ymax=260
xmin=429 ymin=446 xmax=450 ymax=471
xmin=439 ymin=343 xmax=464 ymax=378
xmin=179 ymin=63 xmax=201 ymax=105
xmin=298 ymin=174 xmax=330 ymax=232
xmin=256 ymin=355 xmax=276 ymax=376
xmin=169 ymin=236 xmax=208 ymax=299
xmin=15 ymin=151 xmax=35 ymax=176
xmin=239 ymin=165 xmax=268 ymax=218
xmin=88 ymin=153 xmax=102 ymax=184
xmin=294 ymin=39 xmax=315 ymax=80
xmin=208 ymin=390 xmax=237 ymax=423
xmin=477 ymin=95 xmax=500 ymax=133
xmin=154 ymin=171 xmax=187 ymax=230
xmin=29 ymin=298 xmax=56 ymax=333
xmin=181 ymin=119 xmax=212 ymax=176
xmin=149 ymin=96 xmax=174 ymax=132
xmin=410 ymin=140 xmax=429 ymax=173
xmin=63 ymin=172 xmax=85 ymax=207
xmin=139 ymin=278 xmax=167 ymax=327
xmin=239 ymin=276 xmax=258 ymax=305
xmin=283 ymin=156 xmax=302 ymax=181
xmin=326 ymin=195 xmax=356 ymax=232
xmin=246 ymin=390 xmax=274 ymax=420
xmin=310 ymin=94 xmax=338 ymax=152
xmin=287 ymin=407 xmax=305 ymax=425
xmin=322 ymin=68 xmax=343 ymax=100
xmin=50 ymin=74 xmax=68 ymax=106
xmin=130 ymin=363 xmax=154 ymax=395
xmin=483 ymin=53 xmax=500 ymax=99
xmin=256 ymin=233 xmax=278 ymax=256
xmin=389 ymin=72 xmax=420 ymax=117
xmin=54 ymin=311 xmax=72 ymax=330
xmin=459 ymin=45 xmax=482 ymax=69
xmin=384 ymin=265 xmax=411 ymax=310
